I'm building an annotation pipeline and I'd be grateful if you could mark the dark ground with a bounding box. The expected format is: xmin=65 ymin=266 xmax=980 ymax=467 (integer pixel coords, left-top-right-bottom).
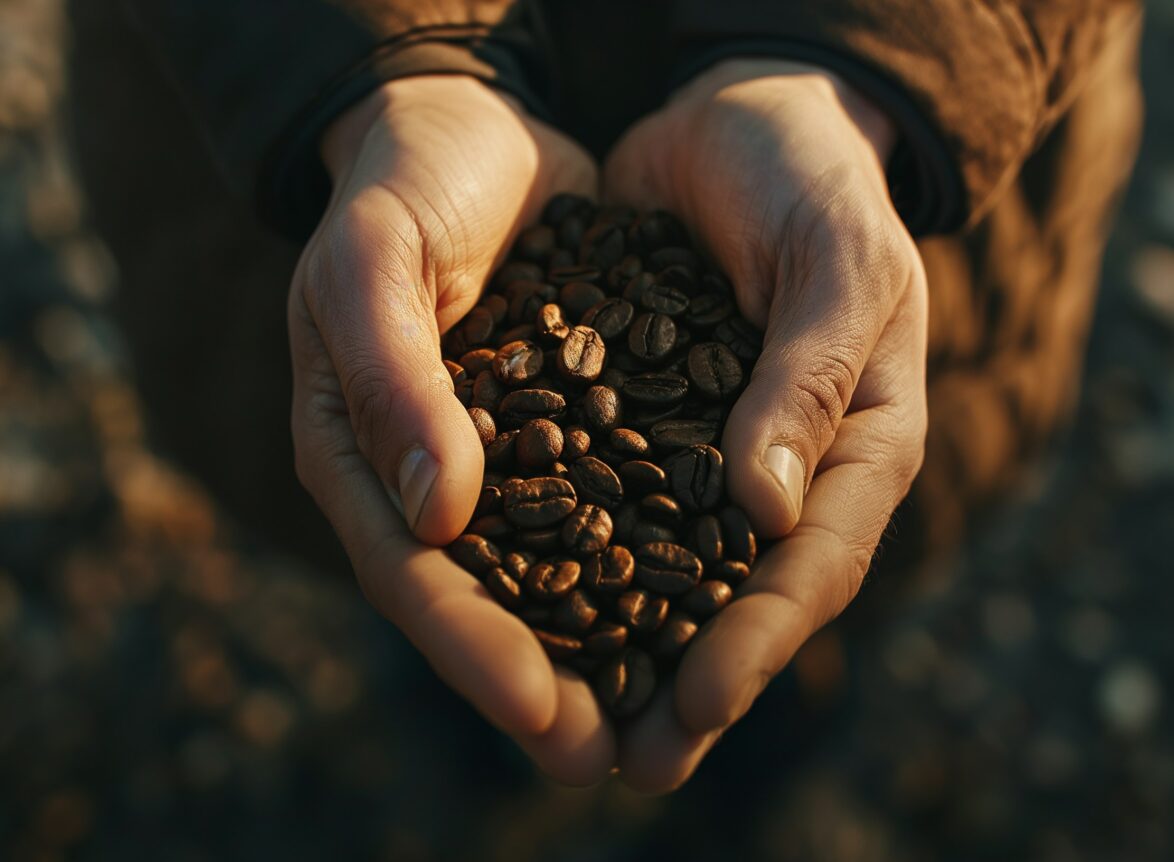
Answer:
xmin=1 ymin=3 xmax=1172 ymax=860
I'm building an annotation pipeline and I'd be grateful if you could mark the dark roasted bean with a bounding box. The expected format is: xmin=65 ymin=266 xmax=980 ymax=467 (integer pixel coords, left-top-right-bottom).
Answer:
xmin=549 ymin=265 xmax=602 ymax=287
xmin=640 ymin=493 xmax=683 ymax=525
xmin=685 ymin=293 xmax=732 ymax=330
xmin=542 ymin=192 xmax=595 ymax=226
xmin=525 ymin=558 xmax=581 ymax=600
xmin=454 ymin=379 xmax=474 ymax=407
xmin=662 ymin=444 xmax=724 ymax=511
xmin=562 ymin=426 xmax=591 ymax=460
xmin=640 ymin=282 xmax=690 ymax=316
xmin=516 ymin=224 xmax=557 ymax=261
xmin=503 ymin=551 xmax=535 ymax=581
xmin=598 ymin=367 xmax=629 ymax=390
xmin=485 ymin=567 xmax=525 ymax=610
xmin=580 ymin=298 xmax=634 ymax=341
xmin=459 ymin=347 xmax=497 ymax=377
xmin=498 ymin=388 xmax=566 ymax=426
xmin=650 ymin=612 xmax=699 ymax=661
xmin=689 ymin=514 xmax=723 ymax=565
xmin=447 ymin=534 xmax=501 ymax=575
xmin=473 ymin=485 xmax=502 ymax=518
xmin=615 ymin=591 xmax=669 ymax=633
xmin=495 ymin=260 xmax=544 ymax=288
xmin=580 ymin=385 xmax=623 ymax=434
xmin=719 ymin=506 xmax=757 ymax=565
xmin=626 ymin=402 xmax=684 ymax=430
xmin=617 ymin=460 xmax=666 ymax=494
xmin=610 ymin=502 xmax=639 ymax=545
xmin=627 ymin=312 xmax=677 ymax=363
xmin=472 ymin=370 xmax=507 ymax=412
xmin=552 ymin=589 xmax=599 ymax=635
xmin=687 ymin=342 xmax=744 ymax=399
xmin=622 ymin=271 xmax=656 ymax=305
xmin=496 ymin=322 xmax=537 ymax=347
xmin=655 ymin=264 xmax=697 ymax=294
xmin=584 ymin=622 xmax=629 ymax=656
xmin=557 ymin=325 xmax=607 ymax=382
xmin=467 ymin=407 xmax=496 ymax=446
xmin=467 ymin=514 xmax=514 ymax=539
xmin=502 ymin=476 xmax=577 ymax=528
xmin=494 ymin=339 xmax=545 ymax=386
xmin=634 ymin=542 xmax=703 ymax=594
xmin=713 ymin=559 xmax=751 ymax=585
xmin=519 ymin=528 xmax=563 ymax=555
xmin=569 ymin=456 xmax=624 ymax=508
xmin=559 ymin=281 xmax=607 ymax=320
xmin=461 ymin=305 xmax=496 ymax=345
xmin=595 ymin=648 xmax=656 ymax=718
xmin=534 ymin=629 xmax=582 ymax=660
xmin=561 ymin=504 xmax=613 ymax=555
xmin=621 ymin=371 xmax=689 ymax=405
xmin=680 ymin=579 xmax=734 ymax=619
xmin=579 ymin=222 xmax=626 ymax=269
xmin=444 ymin=359 xmax=467 ymax=384
xmin=519 ymin=605 xmax=553 ymax=627
xmin=516 ymin=418 xmax=564 ymax=470
xmin=607 ymin=254 xmax=644 ymax=290
xmin=714 ymin=315 xmax=763 ymax=361
xmin=631 ymin=522 xmax=677 ymax=546
xmin=650 ymin=419 xmax=719 ymax=449
xmin=647 ymin=246 xmax=699 ymax=272
xmin=483 ymin=430 xmax=517 ymax=470
xmin=628 ymin=210 xmax=688 ymax=252
xmin=550 ymin=461 xmax=570 ymax=479
xmin=581 ymin=545 xmax=635 ymax=594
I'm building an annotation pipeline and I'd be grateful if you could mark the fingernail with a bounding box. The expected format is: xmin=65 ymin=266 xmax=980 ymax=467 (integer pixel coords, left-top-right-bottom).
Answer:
xmin=381 ymin=479 xmax=405 ymax=520
xmin=398 ymin=446 xmax=439 ymax=530
xmin=763 ymin=444 xmax=805 ymax=528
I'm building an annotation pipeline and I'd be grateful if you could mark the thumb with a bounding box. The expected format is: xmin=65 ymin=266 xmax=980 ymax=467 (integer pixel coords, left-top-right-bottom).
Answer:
xmin=308 ymin=204 xmax=484 ymax=546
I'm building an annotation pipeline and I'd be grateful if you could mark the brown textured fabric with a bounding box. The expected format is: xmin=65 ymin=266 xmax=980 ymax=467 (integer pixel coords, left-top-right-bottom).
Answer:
xmin=70 ymin=2 xmax=1143 ymax=565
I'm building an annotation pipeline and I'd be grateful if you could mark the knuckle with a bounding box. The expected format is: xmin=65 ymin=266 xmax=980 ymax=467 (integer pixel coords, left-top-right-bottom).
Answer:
xmin=791 ymin=350 xmax=856 ymax=444
xmin=344 ymin=365 xmax=400 ymax=456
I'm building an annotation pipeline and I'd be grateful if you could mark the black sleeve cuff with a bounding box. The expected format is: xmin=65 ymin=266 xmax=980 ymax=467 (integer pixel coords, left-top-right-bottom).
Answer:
xmin=671 ymin=39 xmax=967 ymax=237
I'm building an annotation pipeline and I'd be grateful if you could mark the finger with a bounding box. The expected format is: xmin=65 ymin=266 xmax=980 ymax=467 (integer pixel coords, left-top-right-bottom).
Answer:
xmin=722 ymin=212 xmax=916 ymax=540
xmin=290 ymin=308 xmax=557 ymax=737
xmin=306 ymin=192 xmax=485 ymax=546
xmin=515 ymin=667 xmax=617 ymax=786
xmin=676 ymin=387 xmax=926 ymax=733
xmin=616 ymin=683 xmax=721 ymax=794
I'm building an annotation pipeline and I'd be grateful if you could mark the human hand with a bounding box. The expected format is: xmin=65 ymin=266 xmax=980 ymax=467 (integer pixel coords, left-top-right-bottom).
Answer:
xmin=287 ymin=76 xmax=615 ymax=784
xmin=603 ymin=59 xmax=929 ymax=791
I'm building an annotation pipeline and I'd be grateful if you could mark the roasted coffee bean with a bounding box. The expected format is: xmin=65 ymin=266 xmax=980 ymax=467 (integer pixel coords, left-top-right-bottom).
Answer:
xmin=483 ymin=430 xmax=517 ymax=470
xmin=662 ymin=444 xmax=724 ymax=511
xmin=467 ymin=514 xmax=514 ymax=539
xmin=519 ymin=528 xmax=563 ymax=555
xmin=552 ymin=589 xmax=599 ymax=635
xmin=471 ymin=370 xmax=507 ymax=412
xmin=607 ymin=254 xmax=644 ymax=290
xmin=655 ymin=264 xmax=697 ymax=294
xmin=598 ymin=367 xmax=628 ymax=390
xmin=616 ymin=590 xmax=669 ymax=633
xmin=579 ymin=222 xmax=626 ymax=269
xmin=496 ymin=322 xmax=537 ymax=347
xmin=482 ymin=471 xmax=506 ymax=488
xmin=610 ymin=502 xmax=639 ymax=545
xmin=617 ymin=460 xmax=666 ymax=494
xmin=516 ymin=224 xmax=557 ymax=261
xmin=650 ymin=612 xmax=699 ymax=661
xmin=493 ymin=340 xmax=544 ymax=386
xmin=559 ymin=281 xmax=606 ymax=319
xmin=609 ymin=428 xmax=651 ymax=459
xmin=495 ymin=260 xmax=544 ymax=288
xmin=680 ymin=579 xmax=733 ymax=619
xmin=689 ymin=514 xmax=723 ymax=565
xmin=481 ymin=294 xmax=508 ymax=325
xmin=631 ymin=522 xmax=677 ymax=546
xmin=461 ymin=305 xmax=496 ymax=346
xmin=650 ymin=419 xmax=719 ymax=449
xmin=580 ymin=385 xmax=623 ymax=434
xmin=569 ymin=456 xmax=624 ymax=508
xmin=647 ymin=246 xmax=699 ymax=273
xmin=454 ymin=379 xmax=474 ymax=407
xmin=534 ymin=629 xmax=582 ymax=660
xmin=557 ymin=325 xmax=607 ymax=382
xmin=502 ymin=477 xmax=578 ymax=528
xmin=549 ymin=265 xmax=602 ymax=287
xmin=536 ymin=303 xmax=570 ymax=344
xmin=561 ymin=504 xmax=613 ymax=555
xmin=498 ymin=388 xmax=566 ymax=426
xmin=685 ymin=292 xmax=732 ymax=330
xmin=582 ymin=545 xmax=635 ymax=594
xmin=459 ymin=347 xmax=497 ymax=377
xmin=640 ymin=493 xmax=683 ymax=525
xmin=714 ymin=315 xmax=763 ymax=361
xmin=562 ymin=426 xmax=591 ymax=460
xmin=525 ymin=557 xmax=581 ymax=600
xmin=447 ymin=534 xmax=501 ymax=575
xmin=550 ymin=462 xmax=570 ymax=479
xmin=714 ymin=560 xmax=751 ymax=585
xmin=502 ymin=551 xmax=535 ymax=581
xmin=687 ymin=342 xmax=744 ymax=399
xmin=622 ymin=271 xmax=656 ymax=305
xmin=595 ymin=648 xmax=656 ymax=718
xmin=473 ymin=485 xmax=503 ymax=518
xmin=621 ymin=371 xmax=689 ymax=405
xmin=557 ymin=213 xmax=587 ymax=252
xmin=516 ymin=418 xmax=564 ymax=470
xmin=467 ymin=407 xmax=496 ymax=446
xmin=485 ymin=567 xmax=525 ymax=610
xmin=718 ymin=506 xmax=757 ymax=565
xmin=584 ymin=621 xmax=629 ymax=656
xmin=628 ymin=210 xmax=688 ymax=252
xmin=580 ymin=298 xmax=635 ymax=341
xmin=627 ymin=312 xmax=677 ymax=363
xmin=444 ymin=359 xmax=467 ymax=384
xmin=634 ymin=542 xmax=702 ymax=594
xmin=640 ymin=282 xmax=690 ymax=316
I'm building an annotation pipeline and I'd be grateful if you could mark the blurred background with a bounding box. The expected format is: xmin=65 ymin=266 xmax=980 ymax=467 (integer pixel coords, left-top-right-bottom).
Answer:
xmin=1 ymin=2 xmax=1171 ymax=860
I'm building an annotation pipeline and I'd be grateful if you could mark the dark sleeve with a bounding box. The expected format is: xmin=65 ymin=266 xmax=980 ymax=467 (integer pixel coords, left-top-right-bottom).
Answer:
xmin=668 ymin=0 xmax=1143 ymax=235
xmin=121 ymin=0 xmax=551 ymax=240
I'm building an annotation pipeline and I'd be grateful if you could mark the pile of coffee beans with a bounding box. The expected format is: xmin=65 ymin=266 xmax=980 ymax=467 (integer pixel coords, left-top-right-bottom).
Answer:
xmin=444 ymin=194 xmax=761 ymax=718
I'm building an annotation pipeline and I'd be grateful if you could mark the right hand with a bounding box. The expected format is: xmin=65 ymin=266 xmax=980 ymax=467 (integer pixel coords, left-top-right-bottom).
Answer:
xmin=287 ymin=76 xmax=612 ymax=784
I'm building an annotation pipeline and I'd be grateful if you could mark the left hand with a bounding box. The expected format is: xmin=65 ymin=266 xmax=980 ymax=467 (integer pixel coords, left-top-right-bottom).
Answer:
xmin=602 ymin=59 xmax=929 ymax=792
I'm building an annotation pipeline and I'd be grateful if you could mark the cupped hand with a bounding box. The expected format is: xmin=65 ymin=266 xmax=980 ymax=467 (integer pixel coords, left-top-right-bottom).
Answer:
xmin=603 ymin=59 xmax=929 ymax=791
xmin=288 ymin=76 xmax=613 ymax=784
